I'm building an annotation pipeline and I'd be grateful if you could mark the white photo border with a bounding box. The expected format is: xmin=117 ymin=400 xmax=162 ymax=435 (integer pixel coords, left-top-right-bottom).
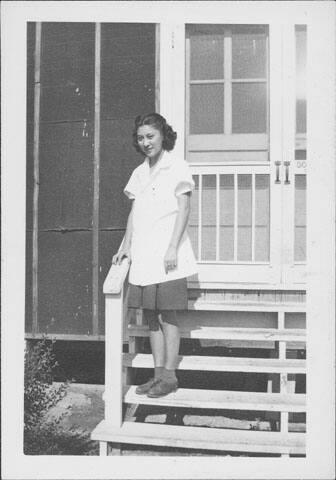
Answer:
xmin=2 ymin=1 xmax=335 ymax=479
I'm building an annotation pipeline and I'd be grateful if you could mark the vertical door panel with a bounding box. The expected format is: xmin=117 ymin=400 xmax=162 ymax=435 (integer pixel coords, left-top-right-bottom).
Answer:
xmin=26 ymin=23 xmax=35 ymax=333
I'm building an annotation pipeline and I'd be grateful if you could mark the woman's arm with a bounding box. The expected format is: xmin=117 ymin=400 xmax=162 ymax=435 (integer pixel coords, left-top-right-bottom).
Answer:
xmin=112 ymin=201 xmax=134 ymax=264
xmin=164 ymin=192 xmax=191 ymax=273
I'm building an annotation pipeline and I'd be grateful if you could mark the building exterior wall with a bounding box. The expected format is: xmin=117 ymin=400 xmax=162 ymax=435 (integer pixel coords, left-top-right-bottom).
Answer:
xmin=26 ymin=21 xmax=307 ymax=341
xmin=25 ymin=23 xmax=156 ymax=337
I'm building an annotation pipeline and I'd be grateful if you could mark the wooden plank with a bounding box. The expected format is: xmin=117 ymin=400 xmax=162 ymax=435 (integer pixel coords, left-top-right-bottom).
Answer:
xmin=92 ymin=23 xmax=101 ymax=336
xmin=25 ymin=333 xmax=105 ymax=341
xmin=155 ymin=23 xmax=160 ymax=112
xmin=251 ymin=174 xmax=256 ymax=262
xmin=224 ymin=27 xmax=232 ymax=135
xmin=123 ymin=353 xmax=306 ymax=374
xmin=198 ymin=174 xmax=202 ymax=260
xmin=187 ymin=280 xmax=306 ymax=291
xmin=100 ymin=24 xmax=155 ymax=120
xmin=128 ymin=325 xmax=306 ymax=342
xmin=91 ymin=420 xmax=305 ymax=455
xmin=188 ymin=150 xmax=269 ymax=163
xmin=188 ymin=289 xmax=306 ymax=305
xmin=38 ymin=122 xmax=94 ymax=229
xmin=216 ymin=173 xmax=220 ymax=260
xmin=32 ymin=22 xmax=42 ymax=334
xmin=99 ymin=119 xmax=138 ymax=229
xmin=37 ymin=232 xmax=93 ymax=335
xmin=124 ymin=386 xmax=306 ymax=412
xmin=39 ymin=23 xmax=95 ymax=123
xmin=188 ymin=300 xmax=306 ymax=313
xmin=187 ymin=133 xmax=268 ymax=152
xmin=234 ymin=173 xmax=238 ymax=261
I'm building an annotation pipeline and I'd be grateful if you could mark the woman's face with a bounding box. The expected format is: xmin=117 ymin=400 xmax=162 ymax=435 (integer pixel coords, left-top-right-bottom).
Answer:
xmin=136 ymin=124 xmax=164 ymax=161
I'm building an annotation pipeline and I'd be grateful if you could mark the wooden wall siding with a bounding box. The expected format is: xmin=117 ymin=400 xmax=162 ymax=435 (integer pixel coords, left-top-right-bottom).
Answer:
xmin=100 ymin=24 xmax=155 ymax=120
xmin=39 ymin=23 xmax=95 ymax=123
xmin=188 ymin=289 xmax=306 ymax=305
xmin=26 ymin=22 xmax=156 ymax=337
xmin=99 ymin=119 xmax=141 ymax=228
xmin=25 ymin=23 xmax=36 ymax=333
xmin=98 ymin=24 xmax=156 ymax=334
xmin=37 ymin=232 xmax=93 ymax=335
xmin=38 ymin=122 xmax=94 ymax=229
xmin=26 ymin=23 xmax=96 ymax=335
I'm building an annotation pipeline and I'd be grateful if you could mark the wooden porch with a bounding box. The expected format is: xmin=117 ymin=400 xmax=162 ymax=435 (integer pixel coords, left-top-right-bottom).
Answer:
xmin=91 ymin=260 xmax=306 ymax=456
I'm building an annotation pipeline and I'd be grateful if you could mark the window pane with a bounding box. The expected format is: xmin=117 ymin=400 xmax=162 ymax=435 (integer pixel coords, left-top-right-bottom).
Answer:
xmin=219 ymin=175 xmax=234 ymax=261
xmin=190 ymin=84 xmax=224 ymax=134
xmin=189 ymin=175 xmax=199 ymax=258
xmin=190 ymin=34 xmax=224 ymax=80
xmin=238 ymin=175 xmax=252 ymax=261
xmin=295 ymin=175 xmax=306 ymax=261
xmin=232 ymin=26 xmax=267 ymax=79
xmin=232 ymin=83 xmax=267 ymax=133
xmin=201 ymin=175 xmax=216 ymax=260
xmin=255 ymin=174 xmax=270 ymax=261
xmin=296 ymin=26 xmax=307 ymax=134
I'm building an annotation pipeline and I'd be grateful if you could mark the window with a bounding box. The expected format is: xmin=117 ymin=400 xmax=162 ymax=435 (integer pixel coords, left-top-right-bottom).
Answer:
xmin=186 ymin=25 xmax=269 ymax=163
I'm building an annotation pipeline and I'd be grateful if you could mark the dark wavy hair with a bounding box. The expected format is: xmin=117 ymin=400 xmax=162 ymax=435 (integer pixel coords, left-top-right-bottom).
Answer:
xmin=132 ymin=113 xmax=177 ymax=154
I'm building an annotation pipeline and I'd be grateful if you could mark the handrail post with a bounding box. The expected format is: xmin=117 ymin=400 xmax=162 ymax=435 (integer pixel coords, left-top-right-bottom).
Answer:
xmin=104 ymin=290 xmax=124 ymax=426
xmin=103 ymin=258 xmax=129 ymax=427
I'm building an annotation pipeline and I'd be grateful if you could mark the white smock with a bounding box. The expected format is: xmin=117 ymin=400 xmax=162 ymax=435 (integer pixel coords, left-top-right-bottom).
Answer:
xmin=124 ymin=151 xmax=198 ymax=286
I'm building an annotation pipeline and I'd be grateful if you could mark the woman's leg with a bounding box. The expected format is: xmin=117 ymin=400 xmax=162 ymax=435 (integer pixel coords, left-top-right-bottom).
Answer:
xmin=135 ymin=309 xmax=164 ymax=394
xmin=160 ymin=311 xmax=180 ymax=371
xmin=146 ymin=311 xmax=179 ymax=397
xmin=144 ymin=309 xmax=165 ymax=368
xmin=149 ymin=330 xmax=165 ymax=368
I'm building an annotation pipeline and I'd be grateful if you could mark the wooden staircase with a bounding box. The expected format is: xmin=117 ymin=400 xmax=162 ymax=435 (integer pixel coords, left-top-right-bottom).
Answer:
xmin=91 ymin=261 xmax=306 ymax=456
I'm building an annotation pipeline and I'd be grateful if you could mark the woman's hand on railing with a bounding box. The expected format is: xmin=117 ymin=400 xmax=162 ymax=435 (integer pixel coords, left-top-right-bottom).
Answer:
xmin=112 ymin=248 xmax=131 ymax=265
xmin=104 ymin=254 xmax=130 ymax=295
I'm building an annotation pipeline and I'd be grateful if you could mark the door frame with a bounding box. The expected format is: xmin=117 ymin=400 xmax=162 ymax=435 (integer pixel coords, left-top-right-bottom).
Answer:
xmin=159 ymin=19 xmax=306 ymax=290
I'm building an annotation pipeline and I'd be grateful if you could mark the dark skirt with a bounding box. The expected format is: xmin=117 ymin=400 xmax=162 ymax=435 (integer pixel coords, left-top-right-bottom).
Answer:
xmin=128 ymin=278 xmax=188 ymax=310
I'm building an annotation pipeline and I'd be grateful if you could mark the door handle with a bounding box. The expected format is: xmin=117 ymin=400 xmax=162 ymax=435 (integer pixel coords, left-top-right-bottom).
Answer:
xmin=274 ymin=161 xmax=281 ymax=184
xmin=284 ymin=161 xmax=290 ymax=184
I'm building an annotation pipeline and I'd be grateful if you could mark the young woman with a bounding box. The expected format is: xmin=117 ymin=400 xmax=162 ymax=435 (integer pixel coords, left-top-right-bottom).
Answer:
xmin=113 ymin=113 xmax=197 ymax=398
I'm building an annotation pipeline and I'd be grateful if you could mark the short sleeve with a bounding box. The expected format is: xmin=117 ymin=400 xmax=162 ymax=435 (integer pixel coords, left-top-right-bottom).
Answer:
xmin=174 ymin=161 xmax=195 ymax=197
xmin=124 ymin=170 xmax=139 ymax=200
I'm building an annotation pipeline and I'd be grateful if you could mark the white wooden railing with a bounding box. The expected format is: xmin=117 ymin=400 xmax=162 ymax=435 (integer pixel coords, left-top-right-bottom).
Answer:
xmin=102 ymin=258 xmax=130 ymax=427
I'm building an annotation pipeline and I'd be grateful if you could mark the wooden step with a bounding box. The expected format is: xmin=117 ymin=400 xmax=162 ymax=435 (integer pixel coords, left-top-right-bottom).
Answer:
xmin=128 ymin=325 xmax=306 ymax=342
xmin=92 ymin=420 xmax=305 ymax=455
xmin=188 ymin=300 xmax=306 ymax=313
xmin=124 ymin=353 xmax=306 ymax=374
xmin=124 ymin=386 xmax=306 ymax=412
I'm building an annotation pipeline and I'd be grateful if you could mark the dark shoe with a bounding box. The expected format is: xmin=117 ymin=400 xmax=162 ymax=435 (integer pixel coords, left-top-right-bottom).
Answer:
xmin=147 ymin=380 xmax=178 ymax=398
xmin=135 ymin=378 xmax=160 ymax=395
